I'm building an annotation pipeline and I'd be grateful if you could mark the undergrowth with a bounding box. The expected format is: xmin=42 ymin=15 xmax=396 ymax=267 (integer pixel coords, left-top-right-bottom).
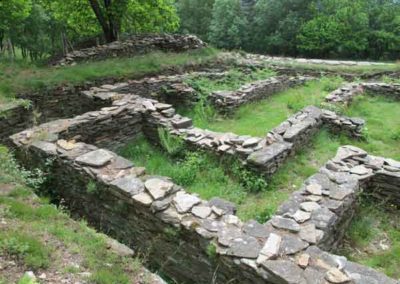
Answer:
xmin=0 ymin=145 xmax=152 ymax=283
xmin=119 ymin=135 xmax=269 ymax=211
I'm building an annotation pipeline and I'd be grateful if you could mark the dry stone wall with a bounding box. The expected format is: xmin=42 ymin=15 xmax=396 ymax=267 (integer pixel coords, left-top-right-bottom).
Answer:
xmin=209 ymin=75 xmax=314 ymax=113
xmin=0 ymin=102 xmax=32 ymax=144
xmin=83 ymin=71 xmax=227 ymax=108
xmin=4 ymin=62 xmax=400 ymax=283
xmin=326 ymin=82 xmax=400 ymax=104
xmin=10 ymin=101 xmax=399 ymax=283
xmin=51 ymin=34 xmax=206 ymax=66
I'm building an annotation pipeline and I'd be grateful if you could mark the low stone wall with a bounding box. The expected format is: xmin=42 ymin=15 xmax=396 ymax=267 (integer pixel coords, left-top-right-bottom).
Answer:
xmin=0 ymin=102 xmax=32 ymax=144
xmin=209 ymin=75 xmax=313 ymax=113
xmin=326 ymin=82 xmax=400 ymax=104
xmin=82 ymin=71 xmax=227 ymax=108
xmin=50 ymin=34 xmax=206 ymax=66
xmin=10 ymin=119 xmax=398 ymax=283
xmin=247 ymin=106 xmax=364 ymax=174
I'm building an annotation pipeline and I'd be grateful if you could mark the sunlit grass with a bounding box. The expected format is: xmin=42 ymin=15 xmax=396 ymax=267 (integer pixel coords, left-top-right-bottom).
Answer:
xmin=0 ymin=48 xmax=219 ymax=103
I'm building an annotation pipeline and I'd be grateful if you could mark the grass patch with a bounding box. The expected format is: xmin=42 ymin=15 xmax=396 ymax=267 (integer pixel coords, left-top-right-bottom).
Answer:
xmin=0 ymin=48 xmax=219 ymax=104
xmin=0 ymin=146 xmax=153 ymax=283
xmin=119 ymin=136 xmax=249 ymax=205
xmin=0 ymin=230 xmax=51 ymax=270
xmin=186 ymin=76 xmax=344 ymax=135
xmin=337 ymin=202 xmax=400 ymax=279
xmin=268 ymin=60 xmax=400 ymax=74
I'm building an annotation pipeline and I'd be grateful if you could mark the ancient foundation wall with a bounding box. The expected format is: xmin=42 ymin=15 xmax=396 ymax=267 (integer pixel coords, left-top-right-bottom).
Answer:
xmin=51 ymin=34 xmax=206 ymax=66
xmin=0 ymin=103 xmax=33 ymax=144
xmin=209 ymin=75 xmax=313 ymax=113
xmin=326 ymin=82 xmax=400 ymax=104
xmin=10 ymin=106 xmax=398 ymax=284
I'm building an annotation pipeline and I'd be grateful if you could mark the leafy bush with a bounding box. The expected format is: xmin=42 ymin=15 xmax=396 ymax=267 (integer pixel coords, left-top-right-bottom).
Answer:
xmin=0 ymin=146 xmax=45 ymax=189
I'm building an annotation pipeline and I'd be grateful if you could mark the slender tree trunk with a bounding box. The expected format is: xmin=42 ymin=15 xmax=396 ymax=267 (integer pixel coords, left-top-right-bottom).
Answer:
xmin=88 ymin=0 xmax=118 ymax=42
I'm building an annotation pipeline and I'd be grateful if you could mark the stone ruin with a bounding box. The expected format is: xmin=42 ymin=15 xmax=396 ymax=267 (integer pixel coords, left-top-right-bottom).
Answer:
xmin=50 ymin=34 xmax=206 ymax=66
xmin=1 ymin=55 xmax=400 ymax=284
xmin=326 ymin=82 xmax=400 ymax=104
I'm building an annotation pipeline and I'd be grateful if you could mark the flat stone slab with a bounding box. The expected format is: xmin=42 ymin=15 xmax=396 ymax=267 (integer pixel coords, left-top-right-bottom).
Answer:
xmin=261 ymin=260 xmax=306 ymax=284
xmin=75 ymin=149 xmax=114 ymax=167
xmin=257 ymin=233 xmax=281 ymax=263
xmin=271 ymin=216 xmax=300 ymax=232
xmin=173 ymin=192 xmax=201 ymax=213
xmin=247 ymin=142 xmax=291 ymax=166
xmin=226 ymin=235 xmax=261 ymax=259
xmin=111 ymin=175 xmax=145 ymax=196
xmin=145 ymin=178 xmax=174 ymax=200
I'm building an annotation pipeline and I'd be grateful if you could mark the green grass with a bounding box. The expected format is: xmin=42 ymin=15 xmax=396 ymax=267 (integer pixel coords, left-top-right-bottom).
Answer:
xmin=0 ymin=48 xmax=219 ymax=104
xmin=0 ymin=230 xmax=51 ymax=270
xmin=336 ymin=202 xmax=400 ymax=279
xmin=186 ymin=76 xmax=345 ymax=134
xmin=0 ymin=146 xmax=151 ymax=283
xmin=119 ymin=136 xmax=248 ymax=205
xmin=267 ymin=59 xmax=400 ymax=75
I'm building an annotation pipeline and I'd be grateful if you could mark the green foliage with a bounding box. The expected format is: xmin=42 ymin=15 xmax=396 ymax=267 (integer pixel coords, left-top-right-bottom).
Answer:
xmin=17 ymin=275 xmax=39 ymax=284
xmin=86 ymin=180 xmax=98 ymax=194
xmin=0 ymin=231 xmax=51 ymax=269
xmin=208 ymin=0 xmax=247 ymax=49
xmin=0 ymin=145 xmax=45 ymax=189
xmin=89 ymin=268 xmax=130 ymax=284
xmin=158 ymin=127 xmax=185 ymax=156
xmin=0 ymin=48 xmax=219 ymax=103
xmin=177 ymin=0 xmax=214 ymax=40
xmin=298 ymin=0 xmax=369 ymax=58
xmin=230 ymin=159 xmax=268 ymax=193
xmin=206 ymin=243 xmax=217 ymax=259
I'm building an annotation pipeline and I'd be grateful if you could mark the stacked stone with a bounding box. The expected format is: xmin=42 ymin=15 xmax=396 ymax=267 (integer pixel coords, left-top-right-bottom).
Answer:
xmin=247 ymin=106 xmax=365 ymax=175
xmin=241 ymin=53 xmax=393 ymax=67
xmin=326 ymin=82 xmax=400 ymax=104
xmin=10 ymin=118 xmax=399 ymax=284
xmin=322 ymin=110 xmax=365 ymax=138
xmin=325 ymin=83 xmax=364 ymax=104
xmin=140 ymin=98 xmax=267 ymax=160
xmin=51 ymin=34 xmax=206 ymax=66
xmin=0 ymin=102 xmax=32 ymax=144
xmin=209 ymin=75 xmax=314 ymax=113
xmin=361 ymin=82 xmax=400 ymax=99
xmin=82 ymin=71 xmax=228 ymax=107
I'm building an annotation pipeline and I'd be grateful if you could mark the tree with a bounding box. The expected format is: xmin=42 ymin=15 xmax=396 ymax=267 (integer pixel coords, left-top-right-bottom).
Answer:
xmin=177 ymin=0 xmax=214 ymax=40
xmin=298 ymin=0 xmax=369 ymax=58
xmin=251 ymin=0 xmax=311 ymax=55
xmin=208 ymin=0 xmax=247 ymax=49
xmin=0 ymin=0 xmax=31 ymax=53
xmin=43 ymin=0 xmax=179 ymax=43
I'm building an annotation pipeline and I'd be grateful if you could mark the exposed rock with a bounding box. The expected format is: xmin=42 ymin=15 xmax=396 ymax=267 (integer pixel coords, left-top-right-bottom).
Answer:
xmin=145 ymin=178 xmax=174 ymax=200
xmin=173 ymin=192 xmax=201 ymax=213
xmin=75 ymin=149 xmax=114 ymax=167
xmin=271 ymin=216 xmax=300 ymax=232
xmin=256 ymin=233 xmax=281 ymax=264
xmin=111 ymin=175 xmax=145 ymax=196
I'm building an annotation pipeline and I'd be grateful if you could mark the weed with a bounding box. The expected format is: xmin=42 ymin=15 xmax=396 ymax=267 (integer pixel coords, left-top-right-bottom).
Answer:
xmin=206 ymin=243 xmax=217 ymax=259
xmin=0 ymin=231 xmax=50 ymax=269
xmin=86 ymin=180 xmax=98 ymax=194
xmin=17 ymin=275 xmax=39 ymax=284
xmin=0 ymin=146 xmax=45 ymax=189
xmin=90 ymin=268 xmax=130 ymax=284
xmin=158 ymin=128 xmax=185 ymax=157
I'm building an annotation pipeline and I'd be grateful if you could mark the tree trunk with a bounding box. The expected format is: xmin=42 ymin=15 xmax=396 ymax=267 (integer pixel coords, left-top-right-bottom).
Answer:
xmin=88 ymin=0 xmax=118 ymax=42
